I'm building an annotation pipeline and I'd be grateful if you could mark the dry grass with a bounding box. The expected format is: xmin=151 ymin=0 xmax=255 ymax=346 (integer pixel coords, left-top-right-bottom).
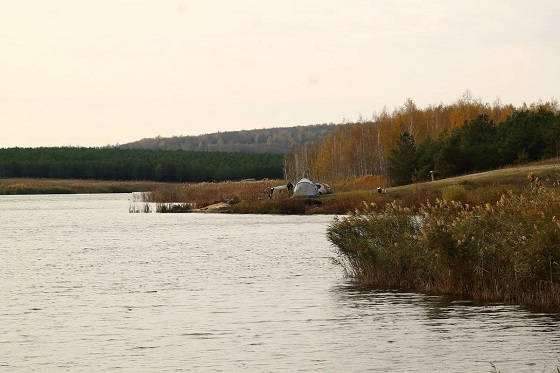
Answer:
xmin=231 ymin=192 xmax=389 ymax=215
xmin=145 ymin=176 xmax=391 ymax=213
xmin=143 ymin=160 xmax=560 ymax=215
xmin=387 ymin=160 xmax=560 ymax=194
xmin=0 ymin=178 xmax=165 ymax=194
xmin=328 ymin=176 xmax=560 ymax=310
xmin=330 ymin=175 xmax=389 ymax=193
xmin=145 ymin=179 xmax=285 ymax=206
xmin=441 ymin=185 xmax=468 ymax=202
xmin=232 ymin=198 xmax=312 ymax=214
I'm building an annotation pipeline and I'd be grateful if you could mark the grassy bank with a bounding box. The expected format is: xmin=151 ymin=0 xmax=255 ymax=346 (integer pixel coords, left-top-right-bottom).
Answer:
xmin=140 ymin=175 xmax=390 ymax=214
xmin=0 ymin=178 xmax=167 ymax=195
xmin=327 ymin=175 xmax=560 ymax=310
xmin=142 ymin=179 xmax=285 ymax=205
xmin=142 ymin=161 xmax=560 ymax=214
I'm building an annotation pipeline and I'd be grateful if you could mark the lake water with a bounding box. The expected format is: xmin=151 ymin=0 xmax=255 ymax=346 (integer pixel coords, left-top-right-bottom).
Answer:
xmin=1 ymin=194 xmax=559 ymax=372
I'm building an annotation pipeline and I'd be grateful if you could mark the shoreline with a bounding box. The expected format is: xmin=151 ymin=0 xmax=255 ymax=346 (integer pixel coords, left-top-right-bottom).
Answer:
xmin=148 ymin=162 xmax=560 ymax=215
xmin=328 ymin=176 xmax=560 ymax=311
xmin=3 ymin=161 xmax=560 ymax=216
xmin=0 ymin=178 xmax=171 ymax=195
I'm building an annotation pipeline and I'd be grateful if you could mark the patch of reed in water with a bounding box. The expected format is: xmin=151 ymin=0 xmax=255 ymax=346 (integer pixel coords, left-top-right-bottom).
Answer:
xmin=328 ymin=176 xmax=560 ymax=310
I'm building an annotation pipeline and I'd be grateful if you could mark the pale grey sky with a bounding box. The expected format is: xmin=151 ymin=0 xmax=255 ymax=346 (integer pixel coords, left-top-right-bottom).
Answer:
xmin=1 ymin=0 xmax=559 ymax=147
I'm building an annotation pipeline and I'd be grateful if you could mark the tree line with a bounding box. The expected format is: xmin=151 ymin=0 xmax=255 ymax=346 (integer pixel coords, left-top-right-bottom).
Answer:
xmin=284 ymin=93 xmax=559 ymax=183
xmin=388 ymin=108 xmax=560 ymax=185
xmin=121 ymin=124 xmax=338 ymax=154
xmin=0 ymin=147 xmax=284 ymax=182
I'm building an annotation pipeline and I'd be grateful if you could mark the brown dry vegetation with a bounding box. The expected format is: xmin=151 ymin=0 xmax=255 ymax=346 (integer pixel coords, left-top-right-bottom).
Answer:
xmin=0 ymin=178 xmax=165 ymax=195
xmin=230 ymin=192 xmax=386 ymax=215
xmin=330 ymin=175 xmax=389 ymax=193
xmin=328 ymin=176 xmax=560 ymax=310
xmin=144 ymin=179 xmax=285 ymax=207
xmin=144 ymin=161 xmax=560 ymax=215
xmin=143 ymin=175 xmax=393 ymax=214
xmin=285 ymin=96 xmax=558 ymax=182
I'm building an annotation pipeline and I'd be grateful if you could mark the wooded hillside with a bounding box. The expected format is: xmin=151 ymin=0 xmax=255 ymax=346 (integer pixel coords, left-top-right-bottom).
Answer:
xmin=120 ymin=124 xmax=338 ymax=154
xmin=285 ymin=95 xmax=559 ymax=184
xmin=388 ymin=109 xmax=560 ymax=185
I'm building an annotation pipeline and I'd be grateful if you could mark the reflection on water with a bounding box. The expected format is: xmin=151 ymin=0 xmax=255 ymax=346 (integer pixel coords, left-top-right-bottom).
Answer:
xmin=332 ymin=286 xmax=560 ymax=371
xmin=1 ymin=194 xmax=559 ymax=372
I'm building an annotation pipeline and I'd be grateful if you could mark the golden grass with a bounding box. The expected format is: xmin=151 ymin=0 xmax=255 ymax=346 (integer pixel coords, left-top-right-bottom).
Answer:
xmin=145 ymin=179 xmax=285 ymax=206
xmin=328 ymin=177 xmax=560 ymax=310
xmin=231 ymin=192 xmax=388 ymax=215
xmin=387 ymin=160 xmax=560 ymax=194
xmin=330 ymin=175 xmax=389 ymax=193
xmin=0 ymin=178 xmax=166 ymax=195
xmin=441 ymin=184 xmax=468 ymax=202
xmin=144 ymin=162 xmax=560 ymax=214
xmin=73 ymin=158 xmax=555 ymax=215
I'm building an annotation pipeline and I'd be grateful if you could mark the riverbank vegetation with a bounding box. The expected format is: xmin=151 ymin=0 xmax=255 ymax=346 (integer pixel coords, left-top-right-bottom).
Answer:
xmin=142 ymin=179 xmax=284 ymax=205
xmin=0 ymin=147 xmax=283 ymax=182
xmin=141 ymin=161 xmax=559 ymax=214
xmin=0 ymin=178 xmax=165 ymax=195
xmin=141 ymin=175 xmax=387 ymax=211
xmin=327 ymin=175 xmax=560 ymax=309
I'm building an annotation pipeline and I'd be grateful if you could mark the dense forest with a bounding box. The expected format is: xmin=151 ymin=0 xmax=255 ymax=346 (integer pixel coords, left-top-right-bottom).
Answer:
xmin=388 ymin=109 xmax=560 ymax=185
xmin=120 ymin=124 xmax=338 ymax=154
xmin=0 ymin=148 xmax=283 ymax=182
xmin=284 ymin=94 xmax=559 ymax=184
xmin=4 ymin=95 xmax=558 ymax=186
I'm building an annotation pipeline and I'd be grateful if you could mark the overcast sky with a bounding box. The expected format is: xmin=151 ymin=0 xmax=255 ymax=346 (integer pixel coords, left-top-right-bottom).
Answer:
xmin=1 ymin=0 xmax=559 ymax=147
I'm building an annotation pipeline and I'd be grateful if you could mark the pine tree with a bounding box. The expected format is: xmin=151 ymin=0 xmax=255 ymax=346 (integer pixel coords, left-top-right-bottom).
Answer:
xmin=388 ymin=132 xmax=417 ymax=186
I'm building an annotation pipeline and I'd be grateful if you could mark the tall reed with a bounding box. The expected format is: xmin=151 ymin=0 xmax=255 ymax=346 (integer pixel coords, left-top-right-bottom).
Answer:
xmin=328 ymin=175 xmax=560 ymax=309
xmin=143 ymin=179 xmax=284 ymax=206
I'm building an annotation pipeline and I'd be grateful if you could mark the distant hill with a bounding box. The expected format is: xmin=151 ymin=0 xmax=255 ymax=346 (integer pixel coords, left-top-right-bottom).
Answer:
xmin=120 ymin=124 xmax=339 ymax=153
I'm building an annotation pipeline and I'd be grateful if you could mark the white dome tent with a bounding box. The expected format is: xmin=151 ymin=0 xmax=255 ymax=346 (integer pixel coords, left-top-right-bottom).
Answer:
xmin=293 ymin=178 xmax=319 ymax=197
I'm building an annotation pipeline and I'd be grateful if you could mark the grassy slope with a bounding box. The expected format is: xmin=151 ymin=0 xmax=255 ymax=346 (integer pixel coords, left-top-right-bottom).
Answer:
xmin=388 ymin=159 xmax=560 ymax=193
xmin=232 ymin=160 xmax=560 ymax=214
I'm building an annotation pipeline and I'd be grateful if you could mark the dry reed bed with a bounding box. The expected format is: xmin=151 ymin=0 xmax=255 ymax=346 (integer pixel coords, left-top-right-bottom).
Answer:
xmin=144 ymin=179 xmax=285 ymax=206
xmin=328 ymin=175 xmax=560 ymax=310
xmin=0 ymin=178 xmax=163 ymax=194
xmin=330 ymin=175 xmax=389 ymax=193
xmin=142 ymin=176 xmax=394 ymax=214
xmin=144 ymin=178 xmax=536 ymax=215
xmin=144 ymin=164 xmax=560 ymax=214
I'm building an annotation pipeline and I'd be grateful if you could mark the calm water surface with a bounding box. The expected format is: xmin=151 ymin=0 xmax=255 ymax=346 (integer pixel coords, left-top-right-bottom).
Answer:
xmin=1 ymin=194 xmax=559 ymax=372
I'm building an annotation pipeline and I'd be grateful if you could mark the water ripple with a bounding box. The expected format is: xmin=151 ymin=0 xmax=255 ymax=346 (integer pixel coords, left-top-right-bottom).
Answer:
xmin=0 ymin=194 xmax=559 ymax=372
